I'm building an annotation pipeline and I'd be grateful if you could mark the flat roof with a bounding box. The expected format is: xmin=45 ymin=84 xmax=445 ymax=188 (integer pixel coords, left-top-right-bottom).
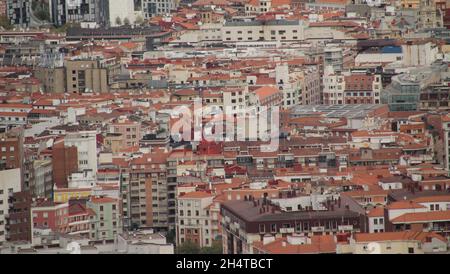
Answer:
xmin=289 ymin=104 xmax=385 ymax=119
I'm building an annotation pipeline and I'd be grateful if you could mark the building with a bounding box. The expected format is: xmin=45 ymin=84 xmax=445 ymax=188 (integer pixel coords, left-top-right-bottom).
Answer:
xmin=342 ymin=231 xmax=448 ymax=254
xmin=109 ymin=117 xmax=141 ymax=148
xmin=32 ymin=160 xmax=53 ymax=199
xmin=222 ymin=19 xmax=305 ymax=45
xmin=6 ymin=0 xmax=30 ymax=27
xmin=0 ymin=168 xmax=22 ymax=246
xmin=49 ymin=0 xmax=99 ymax=26
xmin=98 ymin=0 xmax=141 ymax=27
xmin=87 ymin=196 xmax=122 ymax=241
xmin=52 ymin=142 xmax=78 ymax=189
xmin=65 ymin=59 xmax=119 ymax=94
xmin=64 ymin=130 xmax=98 ymax=175
xmin=140 ymin=0 xmax=177 ymax=19
xmin=221 ymin=196 xmax=368 ymax=254
xmin=382 ymin=63 xmax=446 ymax=111
xmin=176 ymin=191 xmax=218 ymax=248
xmin=7 ymin=191 xmax=32 ymax=243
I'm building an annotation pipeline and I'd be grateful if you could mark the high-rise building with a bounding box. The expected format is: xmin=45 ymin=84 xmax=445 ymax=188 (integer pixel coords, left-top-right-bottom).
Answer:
xmin=0 ymin=168 xmax=22 ymax=246
xmin=6 ymin=0 xmax=31 ymax=27
xmin=52 ymin=141 xmax=78 ymax=189
xmin=49 ymin=0 xmax=99 ymax=26
xmin=64 ymin=130 xmax=98 ymax=175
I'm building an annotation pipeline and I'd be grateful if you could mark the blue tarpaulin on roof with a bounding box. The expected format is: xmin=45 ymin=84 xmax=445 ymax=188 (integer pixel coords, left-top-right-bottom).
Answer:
xmin=381 ymin=46 xmax=402 ymax=54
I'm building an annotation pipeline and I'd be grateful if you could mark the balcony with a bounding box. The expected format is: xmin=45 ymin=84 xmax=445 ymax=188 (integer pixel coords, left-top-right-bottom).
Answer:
xmin=279 ymin=227 xmax=295 ymax=233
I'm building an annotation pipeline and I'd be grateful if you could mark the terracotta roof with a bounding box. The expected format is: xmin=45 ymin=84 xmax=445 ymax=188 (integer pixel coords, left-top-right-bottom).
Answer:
xmin=391 ymin=210 xmax=450 ymax=224
xmin=354 ymin=231 xmax=447 ymax=243
xmin=368 ymin=207 xmax=385 ymax=217
xmin=179 ymin=191 xmax=214 ymax=199
xmin=387 ymin=201 xmax=427 ymax=210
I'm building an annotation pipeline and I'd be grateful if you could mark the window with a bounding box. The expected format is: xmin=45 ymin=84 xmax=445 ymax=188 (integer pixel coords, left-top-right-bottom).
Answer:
xmin=408 ymin=247 xmax=414 ymax=254
xmin=374 ymin=218 xmax=378 ymax=225
xmin=259 ymin=224 xmax=265 ymax=233
xmin=431 ymin=204 xmax=434 ymax=211
xmin=271 ymin=224 xmax=277 ymax=233
xmin=379 ymin=218 xmax=384 ymax=225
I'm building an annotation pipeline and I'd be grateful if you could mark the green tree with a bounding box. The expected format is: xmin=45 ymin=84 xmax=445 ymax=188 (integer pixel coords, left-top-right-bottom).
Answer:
xmin=166 ymin=229 xmax=176 ymax=244
xmin=115 ymin=16 xmax=122 ymax=26
xmin=200 ymin=240 xmax=223 ymax=254
xmin=0 ymin=16 xmax=13 ymax=30
xmin=176 ymin=241 xmax=200 ymax=254
xmin=123 ymin=17 xmax=130 ymax=26
xmin=135 ymin=15 xmax=144 ymax=25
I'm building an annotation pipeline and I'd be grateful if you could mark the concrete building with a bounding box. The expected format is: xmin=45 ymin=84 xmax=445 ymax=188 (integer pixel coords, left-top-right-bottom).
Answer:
xmin=64 ymin=130 xmax=98 ymax=175
xmin=222 ymin=20 xmax=305 ymax=45
xmin=98 ymin=0 xmax=141 ymax=27
xmin=0 ymin=168 xmax=22 ymax=246
xmin=65 ymin=59 xmax=118 ymax=94
xmin=324 ymin=47 xmax=343 ymax=74
xmin=109 ymin=117 xmax=141 ymax=148
xmin=176 ymin=191 xmax=217 ymax=248
xmin=140 ymin=0 xmax=177 ymax=19
xmin=221 ymin=196 xmax=367 ymax=254
xmin=32 ymin=160 xmax=53 ymax=199
xmin=87 ymin=196 xmax=122 ymax=241
xmin=49 ymin=0 xmax=99 ymax=26
xmin=52 ymin=142 xmax=78 ymax=189
xmin=6 ymin=0 xmax=30 ymax=27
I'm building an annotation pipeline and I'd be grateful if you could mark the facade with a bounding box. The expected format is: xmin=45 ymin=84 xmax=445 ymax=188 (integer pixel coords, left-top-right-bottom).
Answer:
xmin=222 ymin=20 xmax=305 ymax=44
xmin=87 ymin=196 xmax=122 ymax=241
xmin=52 ymin=142 xmax=78 ymax=189
xmin=6 ymin=0 xmax=30 ymax=27
xmin=64 ymin=130 xmax=98 ymax=175
xmin=141 ymin=0 xmax=177 ymax=19
xmin=176 ymin=191 xmax=217 ymax=248
xmin=0 ymin=168 xmax=22 ymax=246
xmin=50 ymin=0 xmax=99 ymax=26
xmin=221 ymin=197 xmax=367 ymax=254
xmin=109 ymin=118 xmax=141 ymax=148
xmin=32 ymin=160 xmax=53 ymax=199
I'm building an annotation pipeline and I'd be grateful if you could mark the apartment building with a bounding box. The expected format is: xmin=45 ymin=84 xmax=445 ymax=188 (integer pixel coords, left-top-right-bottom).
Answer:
xmin=6 ymin=0 xmax=30 ymax=27
xmin=52 ymin=142 xmax=78 ymax=189
xmin=222 ymin=20 xmax=305 ymax=45
xmin=176 ymin=191 xmax=217 ymax=248
xmin=109 ymin=118 xmax=141 ymax=148
xmin=64 ymin=130 xmax=98 ymax=175
xmin=0 ymin=168 xmax=22 ymax=246
xmin=65 ymin=59 xmax=120 ymax=94
xmin=221 ymin=196 xmax=367 ymax=254
xmin=128 ymin=151 xmax=169 ymax=230
xmin=87 ymin=196 xmax=122 ymax=241
xmin=140 ymin=0 xmax=177 ymax=18
xmin=49 ymin=0 xmax=99 ymax=26
xmin=32 ymin=160 xmax=53 ymax=199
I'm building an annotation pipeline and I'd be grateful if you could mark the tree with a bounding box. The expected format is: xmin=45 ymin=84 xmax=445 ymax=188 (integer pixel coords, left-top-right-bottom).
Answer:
xmin=165 ymin=229 xmax=176 ymax=244
xmin=0 ymin=16 xmax=13 ymax=30
xmin=115 ymin=16 xmax=122 ymax=26
xmin=135 ymin=15 xmax=144 ymax=25
xmin=123 ymin=17 xmax=130 ymax=26
xmin=200 ymin=240 xmax=223 ymax=254
xmin=176 ymin=241 xmax=200 ymax=254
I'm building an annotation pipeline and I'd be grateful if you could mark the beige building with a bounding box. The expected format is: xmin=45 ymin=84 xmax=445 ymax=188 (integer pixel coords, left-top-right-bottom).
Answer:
xmin=109 ymin=117 xmax=141 ymax=148
xmin=338 ymin=231 xmax=448 ymax=254
xmin=176 ymin=191 xmax=218 ymax=248
xmin=222 ymin=20 xmax=305 ymax=45
xmin=35 ymin=67 xmax=66 ymax=93
xmin=66 ymin=59 xmax=120 ymax=93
